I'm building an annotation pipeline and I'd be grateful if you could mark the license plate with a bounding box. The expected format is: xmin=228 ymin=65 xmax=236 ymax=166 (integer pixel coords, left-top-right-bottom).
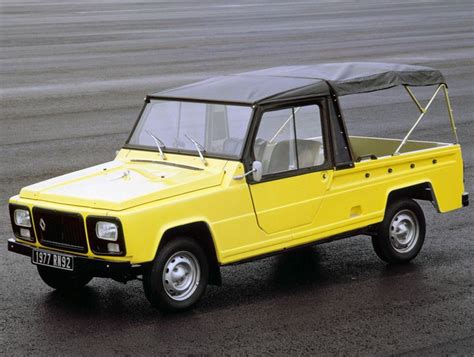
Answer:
xmin=32 ymin=249 xmax=74 ymax=271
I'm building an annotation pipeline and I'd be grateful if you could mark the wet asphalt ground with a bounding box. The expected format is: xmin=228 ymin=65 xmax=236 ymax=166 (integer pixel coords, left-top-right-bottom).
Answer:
xmin=0 ymin=0 xmax=473 ymax=355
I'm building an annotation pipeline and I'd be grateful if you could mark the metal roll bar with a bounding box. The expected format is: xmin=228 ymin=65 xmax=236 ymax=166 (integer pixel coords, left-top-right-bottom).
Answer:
xmin=394 ymin=84 xmax=459 ymax=155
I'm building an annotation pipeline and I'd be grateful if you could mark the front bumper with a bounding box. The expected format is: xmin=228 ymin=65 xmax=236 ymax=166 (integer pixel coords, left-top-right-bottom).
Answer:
xmin=8 ymin=238 xmax=142 ymax=282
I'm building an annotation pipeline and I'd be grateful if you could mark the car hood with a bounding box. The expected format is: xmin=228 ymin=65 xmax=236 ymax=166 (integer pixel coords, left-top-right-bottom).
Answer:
xmin=19 ymin=159 xmax=227 ymax=211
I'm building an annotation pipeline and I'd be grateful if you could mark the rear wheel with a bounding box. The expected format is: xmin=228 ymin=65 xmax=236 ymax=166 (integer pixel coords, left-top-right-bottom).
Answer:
xmin=37 ymin=265 xmax=93 ymax=291
xmin=143 ymin=237 xmax=209 ymax=312
xmin=372 ymin=198 xmax=426 ymax=263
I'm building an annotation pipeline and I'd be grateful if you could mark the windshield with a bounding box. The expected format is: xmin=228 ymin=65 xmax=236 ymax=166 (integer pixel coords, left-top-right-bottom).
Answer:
xmin=128 ymin=100 xmax=253 ymax=159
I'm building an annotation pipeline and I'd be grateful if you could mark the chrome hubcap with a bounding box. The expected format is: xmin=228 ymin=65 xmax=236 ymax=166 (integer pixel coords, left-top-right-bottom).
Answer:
xmin=162 ymin=251 xmax=200 ymax=301
xmin=389 ymin=209 xmax=419 ymax=253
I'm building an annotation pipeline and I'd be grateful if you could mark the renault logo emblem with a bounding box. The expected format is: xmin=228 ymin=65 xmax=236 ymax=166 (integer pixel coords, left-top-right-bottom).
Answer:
xmin=39 ymin=218 xmax=46 ymax=232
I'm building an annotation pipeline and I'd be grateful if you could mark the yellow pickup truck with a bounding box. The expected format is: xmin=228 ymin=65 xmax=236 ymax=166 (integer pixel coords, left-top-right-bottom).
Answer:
xmin=8 ymin=63 xmax=468 ymax=312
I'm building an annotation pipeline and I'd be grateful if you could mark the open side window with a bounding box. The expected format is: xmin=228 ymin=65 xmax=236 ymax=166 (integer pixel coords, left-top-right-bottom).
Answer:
xmin=340 ymin=84 xmax=458 ymax=162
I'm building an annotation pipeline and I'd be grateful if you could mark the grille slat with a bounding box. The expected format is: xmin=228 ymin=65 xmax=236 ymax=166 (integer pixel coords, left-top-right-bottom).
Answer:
xmin=33 ymin=208 xmax=88 ymax=253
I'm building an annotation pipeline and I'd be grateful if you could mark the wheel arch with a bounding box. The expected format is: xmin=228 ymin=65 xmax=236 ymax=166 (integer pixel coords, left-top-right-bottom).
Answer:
xmin=157 ymin=221 xmax=222 ymax=286
xmin=385 ymin=181 xmax=439 ymax=212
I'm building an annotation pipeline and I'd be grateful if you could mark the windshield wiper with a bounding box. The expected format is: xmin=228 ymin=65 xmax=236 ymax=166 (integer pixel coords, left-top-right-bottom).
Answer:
xmin=184 ymin=134 xmax=207 ymax=166
xmin=145 ymin=130 xmax=167 ymax=160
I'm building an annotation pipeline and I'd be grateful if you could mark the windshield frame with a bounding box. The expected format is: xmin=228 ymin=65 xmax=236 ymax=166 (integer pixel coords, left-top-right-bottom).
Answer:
xmin=123 ymin=96 xmax=256 ymax=161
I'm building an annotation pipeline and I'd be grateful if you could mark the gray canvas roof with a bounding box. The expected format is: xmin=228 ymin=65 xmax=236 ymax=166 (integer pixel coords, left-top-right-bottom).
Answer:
xmin=153 ymin=62 xmax=445 ymax=105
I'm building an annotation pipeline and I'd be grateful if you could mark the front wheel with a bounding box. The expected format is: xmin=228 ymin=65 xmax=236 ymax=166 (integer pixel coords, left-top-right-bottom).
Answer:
xmin=143 ymin=237 xmax=209 ymax=312
xmin=372 ymin=198 xmax=426 ymax=263
xmin=37 ymin=265 xmax=93 ymax=291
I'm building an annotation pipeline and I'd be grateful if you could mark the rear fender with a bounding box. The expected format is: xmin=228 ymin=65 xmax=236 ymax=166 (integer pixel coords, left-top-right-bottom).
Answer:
xmin=386 ymin=181 xmax=439 ymax=212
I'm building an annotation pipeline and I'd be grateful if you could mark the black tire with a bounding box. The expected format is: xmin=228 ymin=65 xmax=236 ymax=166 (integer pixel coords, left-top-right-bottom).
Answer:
xmin=372 ymin=198 xmax=426 ymax=263
xmin=37 ymin=265 xmax=93 ymax=291
xmin=143 ymin=237 xmax=209 ymax=312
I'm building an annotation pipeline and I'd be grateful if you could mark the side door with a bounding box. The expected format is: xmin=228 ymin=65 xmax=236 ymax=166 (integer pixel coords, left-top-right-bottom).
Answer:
xmin=248 ymin=100 xmax=333 ymax=235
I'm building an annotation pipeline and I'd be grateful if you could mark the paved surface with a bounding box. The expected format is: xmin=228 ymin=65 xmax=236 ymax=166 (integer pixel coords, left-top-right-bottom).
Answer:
xmin=0 ymin=0 xmax=473 ymax=355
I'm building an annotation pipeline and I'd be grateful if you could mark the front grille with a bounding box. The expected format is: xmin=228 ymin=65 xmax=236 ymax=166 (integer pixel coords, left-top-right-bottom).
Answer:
xmin=33 ymin=207 xmax=88 ymax=253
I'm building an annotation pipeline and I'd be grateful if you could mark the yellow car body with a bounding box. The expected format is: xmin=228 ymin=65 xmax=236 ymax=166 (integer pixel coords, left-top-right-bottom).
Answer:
xmin=9 ymin=142 xmax=465 ymax=265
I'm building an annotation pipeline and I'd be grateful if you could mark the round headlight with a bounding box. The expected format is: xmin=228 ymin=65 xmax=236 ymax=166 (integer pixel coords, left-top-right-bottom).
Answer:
xmin=14 ymin=209 xmax=31 ymax=228
xmin=95 ymin=221 xmax=118 ymax=241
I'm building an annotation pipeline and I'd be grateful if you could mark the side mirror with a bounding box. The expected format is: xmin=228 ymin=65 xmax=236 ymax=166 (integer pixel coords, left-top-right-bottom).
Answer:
xmin=233 ymin=160 xmax=263 ymax=181
xmin=252 ymin=161 xmax=263 ymax=182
